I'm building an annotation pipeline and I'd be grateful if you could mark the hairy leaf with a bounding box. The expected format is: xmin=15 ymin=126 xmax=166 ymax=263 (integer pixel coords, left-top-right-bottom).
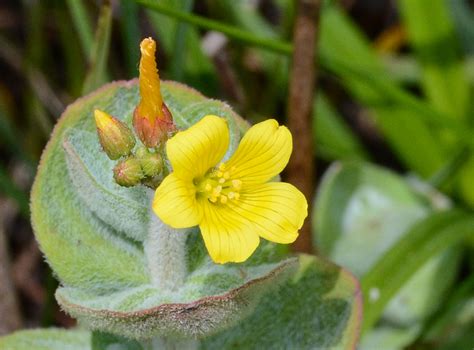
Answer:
xmin=202 ymin=255 xmax=362 ymax=349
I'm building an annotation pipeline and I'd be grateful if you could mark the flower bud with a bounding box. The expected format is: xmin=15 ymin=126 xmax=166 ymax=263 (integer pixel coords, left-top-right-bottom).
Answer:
xmin=94 ymin=109 xmax=136 ymax=160
xmin=133 ymin=37 xmax=175 ymax=148
xmin=113 ymin=157 xmax=144 ymax=187
xmin=136 ymin=147 xmax=163 ymax=177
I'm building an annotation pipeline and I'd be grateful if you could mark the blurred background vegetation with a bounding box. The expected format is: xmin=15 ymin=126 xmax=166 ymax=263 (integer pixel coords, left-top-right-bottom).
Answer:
xmin=0 ymin=0 xmax=473 ymax=349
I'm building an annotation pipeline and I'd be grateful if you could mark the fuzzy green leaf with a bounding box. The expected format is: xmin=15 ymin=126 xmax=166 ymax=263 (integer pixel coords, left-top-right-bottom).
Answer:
xmin=202 ymin=255 xmax=362 ymax=349
xmin=56 ymin=258 xmax=297 ymax=339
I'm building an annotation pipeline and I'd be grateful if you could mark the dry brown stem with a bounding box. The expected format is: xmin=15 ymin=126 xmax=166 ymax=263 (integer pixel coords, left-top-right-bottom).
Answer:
xmin=287 ymin=0 xmax=321 ymax=253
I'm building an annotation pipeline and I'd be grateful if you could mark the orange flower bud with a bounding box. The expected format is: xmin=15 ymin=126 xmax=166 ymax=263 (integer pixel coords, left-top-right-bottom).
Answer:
xmin=94 ymin=109 xmax=136 ymax=160
xmin=134 ymin=37 xmax=175 ymax=148
xmin=113 ymin=157 xmax=144 ymax=187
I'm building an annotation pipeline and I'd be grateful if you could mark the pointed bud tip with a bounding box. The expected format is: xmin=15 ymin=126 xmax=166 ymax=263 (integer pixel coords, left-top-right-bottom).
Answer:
xmin=140 ymin=37 xmax=156 ymax=54
xmin=94 ymin=109 xmax=113 ymax=130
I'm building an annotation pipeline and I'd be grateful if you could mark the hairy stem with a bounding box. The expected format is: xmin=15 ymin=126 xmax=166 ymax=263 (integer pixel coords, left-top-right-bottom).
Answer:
xmin=145 ymin=190 xmax=188 ymax=290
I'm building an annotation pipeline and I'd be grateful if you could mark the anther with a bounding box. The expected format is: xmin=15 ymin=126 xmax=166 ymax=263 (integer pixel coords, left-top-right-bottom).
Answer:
xmin=232 ymin=179 xmax=242 ymax=190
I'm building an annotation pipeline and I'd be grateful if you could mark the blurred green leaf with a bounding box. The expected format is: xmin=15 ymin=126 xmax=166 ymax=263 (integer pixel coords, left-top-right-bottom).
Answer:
xmin=0 ymin=164 xmax=29 ymax=218
xmin=399 ymin=0 xmax=470 ymax=121
xmin=169 ymin=0 xmax=193 ymax=81
xmin=146 ymin=0 xmax=218 ymax=95
xmin=119 ymin=0 xmax=141 ymax=78
xmin=449 ymin=0 xmax=474 ymax=55
xmin=66 ymin=0 xmax=94 ymax=58
xmin=315 ymin=94 xmax=368 ymax=161
xmin=83 ymin=2 xmax=112 ymax=94
xmin=56 ymin=5 xmax=86 ymax=96
xmin=421 ymin=273 xmax=474 ymax=347
xmin=0 ymin=329 xmax=92 ymax=350
xmin=361 ymin=209 xmax=474 ymax=334
xmin=313 ymin=162 xmax=468 ymax=346
xmin=318 ymin=5 xmax=447 ymax=177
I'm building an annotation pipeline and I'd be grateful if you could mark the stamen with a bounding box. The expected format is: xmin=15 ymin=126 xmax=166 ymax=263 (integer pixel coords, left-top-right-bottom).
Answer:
xmin=196 ymin=166 xmax=242 ymax=205
xmin=232 ymin=179 xmax=242 ymax=190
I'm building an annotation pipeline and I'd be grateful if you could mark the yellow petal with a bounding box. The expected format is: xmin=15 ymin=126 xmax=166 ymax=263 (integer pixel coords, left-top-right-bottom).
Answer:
xmin=167 ymin=115 xmax=229 ymax=179
xmin=225 ymin=119 xmax=292 ymax=186
xmin=153 ymin=173 xmax=201 ymax=228
xmin=199 ymin=201 xmax=260 ymax=264
xmin=228 ymin=182 xmax=307 ymax=244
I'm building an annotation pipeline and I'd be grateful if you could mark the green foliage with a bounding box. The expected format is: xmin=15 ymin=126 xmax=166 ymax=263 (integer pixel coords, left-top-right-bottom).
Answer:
xmin=82 ymin=2 xmax=112 ymax=94
xmin=314 ymin=162 xmax=473 ymax=347
xmin=25 ymin=80 xmax=361 ymax=343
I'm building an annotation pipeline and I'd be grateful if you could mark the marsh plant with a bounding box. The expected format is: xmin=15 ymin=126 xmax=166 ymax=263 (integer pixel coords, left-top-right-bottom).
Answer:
xmin=0 ymin=38 xmax=361 ymax=349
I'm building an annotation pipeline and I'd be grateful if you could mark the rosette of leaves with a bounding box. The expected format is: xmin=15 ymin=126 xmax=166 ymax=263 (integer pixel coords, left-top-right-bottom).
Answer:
xmin=1 ymin=80 xmax=361 ymax=349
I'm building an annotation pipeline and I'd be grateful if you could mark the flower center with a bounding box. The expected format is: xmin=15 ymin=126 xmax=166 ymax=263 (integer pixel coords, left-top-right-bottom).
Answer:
xmin=195 ymin=163 xmax=242 ymax=204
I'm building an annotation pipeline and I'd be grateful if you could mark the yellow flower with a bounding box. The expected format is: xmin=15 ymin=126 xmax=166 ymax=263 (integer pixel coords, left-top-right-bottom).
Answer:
xmin=153 ymin=115 xmax=308 ymax=264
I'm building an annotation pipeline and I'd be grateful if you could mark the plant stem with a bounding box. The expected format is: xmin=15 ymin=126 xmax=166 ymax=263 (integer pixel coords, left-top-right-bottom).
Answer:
xmin=135 ymin=0 xmax=292 ymax=54
xmin=144 ymin=190 xmax=188 ymax=290
xmin=287 ymin=0 xmax=321 ymax=253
